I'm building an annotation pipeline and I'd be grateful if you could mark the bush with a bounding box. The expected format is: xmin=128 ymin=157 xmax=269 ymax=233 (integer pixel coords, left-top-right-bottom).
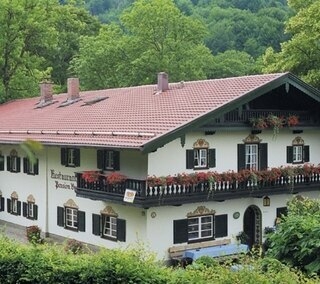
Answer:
xmin=26 ymin=225 xmax=42 ymax=244
xmin=64 ymin=239 xmax=85 ymax=254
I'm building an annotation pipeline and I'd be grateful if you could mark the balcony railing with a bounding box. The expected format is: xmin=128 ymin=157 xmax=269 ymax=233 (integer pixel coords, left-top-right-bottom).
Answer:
xmin=75 ymin=172 xmax=320 ymax=207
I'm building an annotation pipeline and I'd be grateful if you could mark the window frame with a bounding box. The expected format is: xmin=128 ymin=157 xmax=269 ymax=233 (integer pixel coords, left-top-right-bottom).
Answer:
xmin=23 ymin=157 xmax=39 ymax=175
xmin=7 ymin=150 xmax=21 ymax=173
xmin=293 ymin=145 xmax=303 ymax=163
xmin=188 ymin=215 xmax=213 ymax=241
xmin=57 ymin=206 xmax=85 ymax=232
xmin=61 ymin=148 xmax=80 ymax=167
xmin=194 ymin=148 xmax=208 ymax=169
xmin=102 ymin=215 xmax=117 ymax=239
xmin=97 ymin=150 xmax=120 ymax=171
xmin=65 ymin=207 xmax=78 ymax=230
xmin=23 ymin=201 xmax=38 ymax=220
xmin=245 ymin=143 xmax=258 ymax=170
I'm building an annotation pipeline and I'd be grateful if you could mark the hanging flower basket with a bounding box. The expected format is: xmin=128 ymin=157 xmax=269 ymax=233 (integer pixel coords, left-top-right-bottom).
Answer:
xmin=286 ymin=115 xmax=299 ymax=127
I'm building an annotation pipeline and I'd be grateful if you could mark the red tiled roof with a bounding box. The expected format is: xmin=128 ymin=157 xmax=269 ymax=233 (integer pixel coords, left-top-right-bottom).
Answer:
xmin=0 ymin=73 xmax=288 ymax=150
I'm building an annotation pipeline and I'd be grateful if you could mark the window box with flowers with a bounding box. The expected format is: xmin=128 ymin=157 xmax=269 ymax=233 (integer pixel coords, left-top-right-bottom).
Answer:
xmin=106 ymin=172 xmax=127 ymax=185
xmin=82 ymin=171 xmax=101 ymax=183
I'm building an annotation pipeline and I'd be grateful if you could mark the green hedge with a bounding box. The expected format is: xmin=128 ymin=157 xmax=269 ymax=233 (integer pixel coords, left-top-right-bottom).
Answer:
xmin=0 ymin=235 xmax=318 ymax=283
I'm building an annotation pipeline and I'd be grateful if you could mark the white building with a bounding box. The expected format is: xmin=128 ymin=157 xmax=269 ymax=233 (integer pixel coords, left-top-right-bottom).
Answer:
xmin=0 ymin=73 xmax=320 ymax=260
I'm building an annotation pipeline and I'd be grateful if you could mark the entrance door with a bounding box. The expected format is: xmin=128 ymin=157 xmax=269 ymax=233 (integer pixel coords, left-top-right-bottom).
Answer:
xmin=243 ymin=205 xmax=262 ymax=248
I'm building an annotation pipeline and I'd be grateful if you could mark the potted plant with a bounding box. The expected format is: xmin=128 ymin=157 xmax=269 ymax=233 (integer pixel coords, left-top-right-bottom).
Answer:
xmin=286 ymin=115 xmax=299 ymax=127
xmin=106 ymin=172 xmax=127 ymax=185
xmin=249 ymin=117 xmax=268 ymax=129
xmin=266 ymin=114 xmax=285 ymax=136
xmin=82 ymin=170 xmax=100 ymax=183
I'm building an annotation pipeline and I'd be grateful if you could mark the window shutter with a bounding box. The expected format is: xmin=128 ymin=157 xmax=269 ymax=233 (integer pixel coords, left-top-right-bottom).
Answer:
xmin=17 ymin=201 xmax=21 ymax=215
xmin=286 ymin=146 xmax=293 ymax=163
xmin=61 ymin=148 xmax=67 ymax=165
xmin=97 ymin=150 xmax=104 ymax=169
xmin=173 ymin=219 xmax=188 ymax=244
xmin=23 ymin=202 xmax=28 ymax=217
xmin=259 ymin=143 xmax=268 ymax=170
xmin=113 ymin=151 xmax=120 ymax=170
xmin=303 ymin=146 xmax=310 ymax=162
xmin=215 ymin=214 xmax=228 ymax=238
xmin=117 ymin=218 xmax=126 ymax=242
xmin=92 ymin=214 xmax=101 ymax=236
xmin=7 ymin=199 xmax=11 ymax=213
xmin=186 ymin=150 xmax=194 ymax=169
xmin=7 ymin=156 xmax=11 ymax=171
xmin=23 ymin=158 xmax=28 ymax=173
xmin=237 ymin=144 xmax=245 ymax=171
xmin=276 ymin=207 xmax=288 ymax=218
xmin=34 ymin=205 xmax=38 ymax=220
xmin=57 ymin=206 xmax=65 ymax=227
xmin=208 ymin=148 xmax=216 ymax=168
xmin=74 ymin=149 xmax=80 ymax=167
xmin=34 ymin=159 xmax=39 ymax=175
xmin=16 ymin=157 xmax=21 ymax=173
xmin=0 ymin=197 xmax=4 ymax=211
xmin=0 ymin=156 xmax=4 ymax=171
xmin=78 ymin=210 xmax=86 ymax=232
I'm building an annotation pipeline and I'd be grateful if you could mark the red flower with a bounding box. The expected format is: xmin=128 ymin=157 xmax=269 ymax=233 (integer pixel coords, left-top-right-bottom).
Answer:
xmin=82 ymin=171 xmax=100 ymax=183
xmin=106 ymin=172 xmax=127 ymax=185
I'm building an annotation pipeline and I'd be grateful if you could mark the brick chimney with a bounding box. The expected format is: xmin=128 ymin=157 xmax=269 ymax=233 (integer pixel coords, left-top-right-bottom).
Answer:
xmin=157 ymin=72 xmax=169 ymax=92
xmin=40 ymin=81 xmax=53 ymax=103
xmin=67 ymin=78 xmax=80 ymax=101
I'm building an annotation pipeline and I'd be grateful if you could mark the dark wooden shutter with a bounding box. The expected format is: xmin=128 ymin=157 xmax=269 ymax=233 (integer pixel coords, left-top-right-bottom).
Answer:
xmin=23 ymin=202 xmax=28 ymax=217
xmin=286 ymin=146 xmax=293 ymax=163
xmin=303 ymin=146 xmax=310 ymax=162
xmin=0 ymin=156 xmax=4 ymax=171
xmin=113 ymin=151 xmax=120 ymax=170
xmin=208 ymin=148 xmax=216 ymax=168
xmin=173 ymin=219 xmax=188 ymax=244
xmin=16 ymin=157 xmax=21 ymax=172
xmin=237 ymin=144 xmax=245 ymax=171
xmin=92 ymin=214 xmax=101 ymax=236
xmin=34 ymin=205 xmax=38 ymax=220
xmin=186 ymin=150 xmax=194 ymax=169
xmin=34 ymin=159 xmax=39 ymax=175
xmin=97 ymin=150 xmax=104 ymax=169
xmin=7 ymin=156 xmax=11 ymax=171
xmin=57 ymin=206 xmax=65 ymax=227
xmin=23 ymin=158 xmax=28 ymax=173
xmin=215 ymin=214 xmax=228 ymax=238
xmin=0 ymin=197 xmax=4 ymax=211
xmin=74 ymin=149 xmax=80 ymax=167
xmin=78 ymin=210 xmax=86 ymax=232
xmin=259 ymin=143 xmax=268 ymax=170
xmin=276 ymin=207 xmax=288 ymax=218
xmin=17 ymin=201 xmax=21 ymax=215
xmin=61 ymin=148 xmax=67 ymax=165
xmin=7 ymin=199 xmax=11 ymax=213
xmin=117 ymin=218 xmax=126 ymax=242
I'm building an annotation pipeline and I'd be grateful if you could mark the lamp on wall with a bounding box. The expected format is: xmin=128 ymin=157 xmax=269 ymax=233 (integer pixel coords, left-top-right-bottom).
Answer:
xmin=263 ymin=196 xmax=270 ymax=207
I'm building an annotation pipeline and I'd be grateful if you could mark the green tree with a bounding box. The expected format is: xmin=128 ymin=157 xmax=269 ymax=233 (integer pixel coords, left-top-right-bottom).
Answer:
xmin=262 ymin=1 xmax=320 ymax=88
xmin=0 ymin=0 xmax=57 ymax=102
xmin=267 ymin=196 xmax=320 ymax=275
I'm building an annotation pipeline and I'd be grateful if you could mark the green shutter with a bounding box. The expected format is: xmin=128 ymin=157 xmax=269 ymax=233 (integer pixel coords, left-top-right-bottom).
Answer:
xmin=92 ymin=214 xmax=101 ymax=236
xmin=61 ymin=148 xmax=67 ymax=165
xmin=23 ymin=202 xmax=27 ymax=217
xmin=186 ymin=150 xmax=194 ymax=169
xmin=57 ymin=207 xmax=65 ymax=227
xmin=7 ymin=199 xmax=11 ymax=213
xmin=237 ymin=144 xmax=245 ymax=171
xmin=117 ymin=219 xmax=126 ymax=242
xmin=276 ymin=207 xmax=288 ymax=218
xmin=23 ymin=158 xmax=28 ymax=173
xmin=34 ymin=159 xmax=39 ymax=175
xmin=74 ymin=149 xmax=80 ymax=167
xmin=0 ymin=156 xmax=4 ymax=171
xmin=7 ymin=156 xmax=11 ymax=171
xmin=113 ymin=151 xmax=120 ymax=170
xmin=34 ymin=205 xmax=38 ymax=220
xmin=208 ymin=148 xmax=216 ymax=168
xmin=97 ymin=150 xmax=104 ymax=169
xmin=17 ymin=201 xmax=21 ymax=215
xmin=215 ymin=214 xmax=228 ymax=238
xmin=286 ymin=146 xmax=293 ymax=163
xmin=259 ymin=143 xmax=268 ymax=170
xmin=16 ymin=157 xmax=21 ymax=173
xmin=0 ymin=197 xmax=4 ymax=212
xmin=78 ymin=211 xmax=86 ymax=232
xmin=173 ymin=219 xmax=188 ymax=244
xmin=303 ymin=145 xmax=310 ymax=162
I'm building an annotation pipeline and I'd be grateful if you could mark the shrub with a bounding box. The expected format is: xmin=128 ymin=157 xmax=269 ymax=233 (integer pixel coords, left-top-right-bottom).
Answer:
xmin=26 ymin=225 xmax=42 ymax=244
xmin=64 ymin=238 xmax=85 ymax=254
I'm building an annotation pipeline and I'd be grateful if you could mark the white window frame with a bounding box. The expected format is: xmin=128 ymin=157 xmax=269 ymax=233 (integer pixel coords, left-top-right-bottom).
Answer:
xmin=11 ymin=156 xmax=18 ymax=172
xmin=102 ymin=215 xmax=117 ymax=239
xmin=105 ymin=151 xmax=114 ymax=170
xmin=67 ymin=149 xmax=75 ymax=167
xmin=293 ymin=145 xmax=303 ymax=163
xmin=194 ymin=148 xmax=207 ymax=168
xmin=28 ymin=202 xmax=34 ymax=218
xmin=11 ymin=198 xmax=18 ymax=214
xmin=65 ymin=207 xmax=78 ymax=229
xmin=245 ymin=144 xmax=258 ymax=170
xmin=188 ymin=215 xmax=213 ymax=241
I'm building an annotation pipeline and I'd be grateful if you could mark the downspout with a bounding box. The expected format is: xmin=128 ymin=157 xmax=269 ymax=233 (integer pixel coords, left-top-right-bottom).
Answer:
xmin=45 ymin=146 xmax=49 ymax=236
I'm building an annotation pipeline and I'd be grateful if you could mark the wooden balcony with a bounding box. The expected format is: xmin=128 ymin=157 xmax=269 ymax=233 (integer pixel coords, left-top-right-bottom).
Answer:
xmin=75 ymin=172 xmax=320 ymax=208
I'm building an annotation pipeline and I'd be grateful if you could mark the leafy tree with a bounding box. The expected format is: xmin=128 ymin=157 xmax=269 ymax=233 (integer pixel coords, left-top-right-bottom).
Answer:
xmin=267 ymin=196 xmax=320 ymax=275
xmin=0 ymin=0 xmax=58 ymax=102
xmin=262 ymin=1 xmax=320 ymax=88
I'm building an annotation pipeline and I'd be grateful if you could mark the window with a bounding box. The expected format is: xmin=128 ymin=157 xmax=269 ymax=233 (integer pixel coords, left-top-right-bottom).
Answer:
xmin=61 ymin=148 xmax=80 ymax=167
xmin=173 ymin=206 xmax=228 ymax=244
xmin=245 ymin=144 xmax=258 ymax=170
xmin=0 ymin=193 xmax=4 ymax=212
xmin=7 ymin=150 xmax=21 ymax=173
xmin=186 ymin=139 xmax=216 ymax=170
xmin=0 ymin=153 xmax=4 ymax=171
xmin=238 ymin=135 xmax=267 ymax=171
xmin=23 ymin=199 xmax=38 ymax=220
xmin=23 ymin=157 xmax=39 ymax=175
xmin=97 ymin=150 xmax=120 ymax=171
xmin=7 ymin=192 xmax=21 ymax=215
xmin=92 ymin=206 xmax=126 ymax=242
xmin=287 ymin=137 xmax=309 ymax=164
xmin=188 ymin=215 xmax=213 ymax=241
xmin=57 ymin=201 xmax=85 ymax=232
